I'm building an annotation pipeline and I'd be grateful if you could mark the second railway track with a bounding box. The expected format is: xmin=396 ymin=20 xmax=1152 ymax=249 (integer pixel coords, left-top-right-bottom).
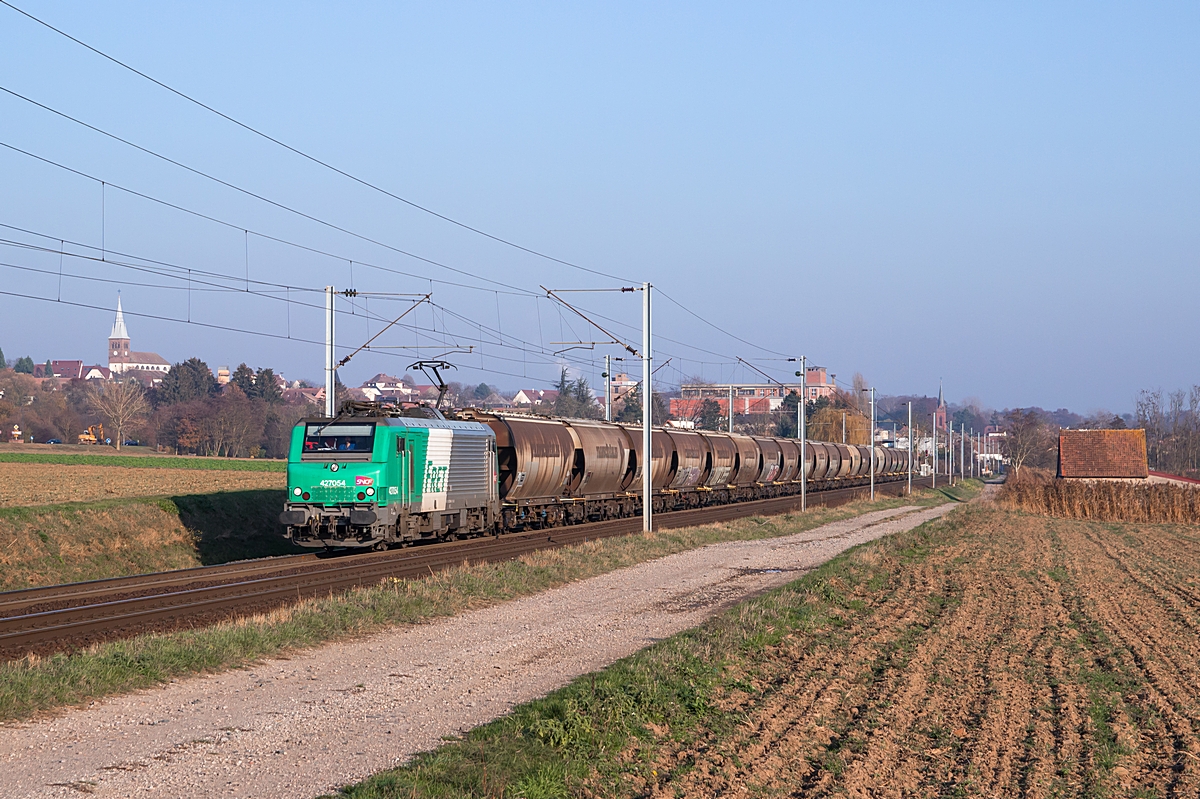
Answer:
xmin=0 ymin=477 xmax=936 ymax=660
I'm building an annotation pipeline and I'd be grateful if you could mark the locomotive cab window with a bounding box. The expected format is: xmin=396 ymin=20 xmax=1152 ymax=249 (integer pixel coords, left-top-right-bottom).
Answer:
xmin=302 ymin=423 xmax=375 ymax=460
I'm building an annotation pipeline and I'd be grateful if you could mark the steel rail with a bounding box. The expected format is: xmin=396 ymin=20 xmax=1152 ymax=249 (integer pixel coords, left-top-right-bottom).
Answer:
xmin=0 ymin=476 xmax=934 ymax=660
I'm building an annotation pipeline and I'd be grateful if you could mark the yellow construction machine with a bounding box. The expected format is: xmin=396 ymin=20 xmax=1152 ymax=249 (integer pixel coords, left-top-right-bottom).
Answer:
xmin=78 ymin=424 xmax=105 ymax=445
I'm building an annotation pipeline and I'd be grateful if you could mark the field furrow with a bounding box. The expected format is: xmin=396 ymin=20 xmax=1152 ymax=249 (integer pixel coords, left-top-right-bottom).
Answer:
xmin=647 ymin=503 xmax=1200 ymax=798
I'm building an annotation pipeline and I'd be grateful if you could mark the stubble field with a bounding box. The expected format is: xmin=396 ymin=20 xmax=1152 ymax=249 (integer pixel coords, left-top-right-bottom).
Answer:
xmin=0 ymin=462 xmax=284 ymax=507
xmin=654 ymin=496 xmax=1200 ymax=796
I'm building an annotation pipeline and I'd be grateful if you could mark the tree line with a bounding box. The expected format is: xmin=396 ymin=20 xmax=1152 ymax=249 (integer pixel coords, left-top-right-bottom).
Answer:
xmin=0 ymin=357 xmax=305 ymax=458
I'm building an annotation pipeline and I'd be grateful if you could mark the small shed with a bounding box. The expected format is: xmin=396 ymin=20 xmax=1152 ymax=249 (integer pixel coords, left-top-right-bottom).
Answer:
xmin=1057 ymin=429 xmax=1148 ymax=479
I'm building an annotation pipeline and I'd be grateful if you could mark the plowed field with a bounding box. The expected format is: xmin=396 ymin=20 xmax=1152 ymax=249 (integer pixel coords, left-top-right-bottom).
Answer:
xmin=647 ymin=494 xmax=1200 ymax=797
xmin=0 ymin=462 xmax=283 ymax=506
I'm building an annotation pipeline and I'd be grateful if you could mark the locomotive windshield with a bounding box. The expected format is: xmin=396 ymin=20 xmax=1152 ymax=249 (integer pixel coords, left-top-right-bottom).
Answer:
xmin=302 ymin=422 xmax=375 ymax=458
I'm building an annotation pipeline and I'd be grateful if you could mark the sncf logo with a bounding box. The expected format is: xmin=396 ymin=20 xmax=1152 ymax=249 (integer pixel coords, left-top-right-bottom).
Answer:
xmin=355 ymin=476 xmax=374 ymax=487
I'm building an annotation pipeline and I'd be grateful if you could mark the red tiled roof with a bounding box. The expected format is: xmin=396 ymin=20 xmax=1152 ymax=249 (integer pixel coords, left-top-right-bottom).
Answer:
xmin=1058 ymin=429 xmax=1148 ymax=479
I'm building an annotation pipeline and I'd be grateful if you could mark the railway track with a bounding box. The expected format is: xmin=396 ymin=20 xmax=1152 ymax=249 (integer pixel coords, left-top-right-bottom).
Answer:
xmin=0 ymin=476 xmax=936 ymax=660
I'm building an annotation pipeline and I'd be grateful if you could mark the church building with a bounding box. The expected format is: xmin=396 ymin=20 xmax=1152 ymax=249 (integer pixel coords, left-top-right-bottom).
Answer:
xmin=108 ymin=295 xmax=170 ymax=376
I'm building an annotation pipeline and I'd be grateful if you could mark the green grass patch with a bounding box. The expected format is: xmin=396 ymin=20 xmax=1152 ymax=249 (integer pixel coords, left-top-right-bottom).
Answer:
xmin=0 ymin=452 xmax=284 ymax=471
xmin=327 ymin=496 xmax=963 ymax=798
xmin=932 ymin=477 xmax=984 ymax=504
xmin=0 ymin=490 xmax=950 ymax=723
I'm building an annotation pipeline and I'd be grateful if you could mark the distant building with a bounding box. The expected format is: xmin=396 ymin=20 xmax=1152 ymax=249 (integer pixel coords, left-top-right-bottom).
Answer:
xmin=283 ymin=386 xmax=325 ymax=406
xmin=216 ymin=366 xmax=231 ymax=385
xmin=108 ymin=295 xmax=170 ymax=375
xmin=49 ymin=360 xmax=84 ymax=380
xmin=1057 ymin=429 xmax=1149 ymax=480
xmin=512 ymin=389 xmax=560 ymax=407
xmin=82 ymin=365 xmax=111 ymax=381
xmin=476 ymin=392 xmax=513 ymax=410
xmin=672 ymin=367 xmax=835 ymax=418
xmin=360 ymin=373 xmax=416 ymax=403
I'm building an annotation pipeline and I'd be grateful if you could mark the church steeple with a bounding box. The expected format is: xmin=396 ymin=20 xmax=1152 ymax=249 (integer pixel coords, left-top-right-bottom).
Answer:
xmin=110 ymin=294 xmax=129 ymax=339
xmin=109 ymin=293 xmax=131 ymax=372
xmin=936 ymin=378 xmax=947 ymax=430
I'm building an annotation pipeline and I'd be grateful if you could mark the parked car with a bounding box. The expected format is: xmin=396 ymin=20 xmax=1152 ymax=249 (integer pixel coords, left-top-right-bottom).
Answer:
xmin=123 ymin=440 xmax=141 ymax=447
xmin=45 ymin=438 xmax=62 ymax=444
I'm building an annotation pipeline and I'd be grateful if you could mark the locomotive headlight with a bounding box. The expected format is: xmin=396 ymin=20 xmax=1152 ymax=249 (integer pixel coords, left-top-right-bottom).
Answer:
xmin=293 ymin=487 xmax=302 ymax=496
xmin=366 ymin=487 xmax=375 ymax=496
xmin=330 ymin=463 xmax=339 ymax=472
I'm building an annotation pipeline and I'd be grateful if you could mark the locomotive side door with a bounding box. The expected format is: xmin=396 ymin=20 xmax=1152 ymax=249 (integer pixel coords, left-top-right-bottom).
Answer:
xmin=394 ymin=435 xmax=412 ymax=541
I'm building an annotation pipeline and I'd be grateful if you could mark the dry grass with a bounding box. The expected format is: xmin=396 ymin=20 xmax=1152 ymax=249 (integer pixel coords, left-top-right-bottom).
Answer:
xmin=998 ymin=468 xmax=1200 ymax=523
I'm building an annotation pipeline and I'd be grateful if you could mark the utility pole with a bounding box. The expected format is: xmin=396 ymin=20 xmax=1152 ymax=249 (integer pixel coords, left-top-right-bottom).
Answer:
xmin=961 ymin=423 xmax=966 ymax=484
xmin=797 ymin=356 xmax=807 ymax=512
xmin=932 ymin=413 xmax=937 ymax=489
xmin=842 ymin=412 xmax=846 ymax=444
xmin=948 ymin=423 xmax=954 ymax=486
xmin=862 ymin=387 xmax=876 ymax=500
xmin=907 ymin=401 xmax=913 ymax=495
xmin=728 ymin=384 xmax=734 ymax=433
xmin=604 ymin=354 xmax=611 ymax=422
xmin=324 ymin=285 xmax=335 ymax=418
xmin=642 ymin=283 xmax=653 ymax=532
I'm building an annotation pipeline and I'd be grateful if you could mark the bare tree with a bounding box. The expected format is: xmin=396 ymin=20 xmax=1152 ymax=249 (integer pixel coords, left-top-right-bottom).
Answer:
xmin=1137 ymin=386 xmax=1200 ymax=476
xmin=852 ymin=372 xmax=869 ymax=414
xmin=1000 ymin=408 xmax=1055 ymax=475
xmin=87 ymin=377 xmax=149 ymax=451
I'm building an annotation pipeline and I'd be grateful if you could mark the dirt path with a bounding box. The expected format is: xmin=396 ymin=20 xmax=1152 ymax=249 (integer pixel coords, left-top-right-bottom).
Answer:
xmin=651 ymin=501 xmax=1200 ymax=798
xmin=0 ymin=504 xmax=952 ymax=798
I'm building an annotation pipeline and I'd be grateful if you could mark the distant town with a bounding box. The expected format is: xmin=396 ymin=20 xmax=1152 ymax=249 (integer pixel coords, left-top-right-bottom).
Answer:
xmin=4 ymin=295 xmax=1193 ymax=485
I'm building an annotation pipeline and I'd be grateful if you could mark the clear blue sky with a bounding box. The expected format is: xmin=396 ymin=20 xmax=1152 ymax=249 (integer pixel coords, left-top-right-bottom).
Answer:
xmin=1 ymin=1 xmax=1196 ymax=413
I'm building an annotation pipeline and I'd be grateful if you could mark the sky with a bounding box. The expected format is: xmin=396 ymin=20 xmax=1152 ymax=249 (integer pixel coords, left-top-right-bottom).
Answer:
xmin=0 ymin=1 xmax=1196 ymax=414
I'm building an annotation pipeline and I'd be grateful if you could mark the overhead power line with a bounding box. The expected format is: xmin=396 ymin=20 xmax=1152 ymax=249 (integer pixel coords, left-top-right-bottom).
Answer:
xmin=0 ymin=139 xmax=534 ymax=297
xmin=0 ymin=1 xmax=796 ymax=366
xmin=0 ymin=89 xmax=538 ymax=297
xmin=0 ymin=0 xmax=633 ymax=285
xmin=0 ymin=3 xmax=806 ymax=371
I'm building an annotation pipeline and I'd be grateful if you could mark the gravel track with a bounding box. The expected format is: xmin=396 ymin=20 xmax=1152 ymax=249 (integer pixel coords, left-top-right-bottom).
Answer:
xmin=0 ymin=503 xmax=953 ymax=798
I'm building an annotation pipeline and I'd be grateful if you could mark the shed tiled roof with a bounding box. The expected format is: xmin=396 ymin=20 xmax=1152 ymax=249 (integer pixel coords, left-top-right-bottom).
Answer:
xmin=1058 ymin=429 xmax=1148 ymax=479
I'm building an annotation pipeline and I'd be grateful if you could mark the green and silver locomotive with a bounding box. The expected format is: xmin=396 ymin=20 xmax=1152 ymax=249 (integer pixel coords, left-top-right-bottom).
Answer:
xmin=280 ymin=405 xmax=500 ymax=549
xmin=282 ymin=401 xmax=915 ymax=550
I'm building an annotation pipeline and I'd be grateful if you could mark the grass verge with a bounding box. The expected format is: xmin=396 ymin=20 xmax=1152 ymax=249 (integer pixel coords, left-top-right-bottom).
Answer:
xmin=0 ymin=452 xmax=284 ymax=471
xmin=0 ymin=489 xmax=950 ymax=723
xmin=0 ymin=490 xmax=291 ymax=589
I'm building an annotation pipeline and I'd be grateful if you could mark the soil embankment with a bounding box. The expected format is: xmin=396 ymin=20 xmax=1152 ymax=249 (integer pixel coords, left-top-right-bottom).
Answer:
xmin=0 ymin=488 xmax=289 ymax=588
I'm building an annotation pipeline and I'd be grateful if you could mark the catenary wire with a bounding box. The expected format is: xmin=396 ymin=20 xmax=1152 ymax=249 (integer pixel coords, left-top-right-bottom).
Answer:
xmin=0 ymin=64 xmax=794 ymax=360
xmin=0 ymin=138 xmax=536 ymax=298
xmin=0 ymin=1 xmax=635 ymax=285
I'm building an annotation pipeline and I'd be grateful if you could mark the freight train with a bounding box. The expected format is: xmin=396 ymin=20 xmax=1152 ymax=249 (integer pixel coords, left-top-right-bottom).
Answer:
xmin=279 ymin=402 xmax=911 ymax=550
